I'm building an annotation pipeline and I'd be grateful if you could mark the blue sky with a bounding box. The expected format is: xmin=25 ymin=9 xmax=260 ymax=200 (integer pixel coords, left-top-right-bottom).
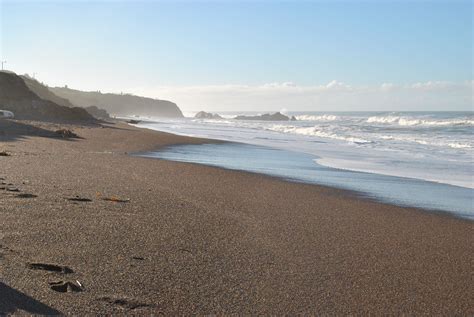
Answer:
xmin=1 ymin=0 xmax=472 ymax=111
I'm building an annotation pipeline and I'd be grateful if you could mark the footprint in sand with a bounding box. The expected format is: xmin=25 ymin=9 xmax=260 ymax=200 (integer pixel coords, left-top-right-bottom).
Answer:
xmin=27 ymin=263 xmax=83 ymax=293
xmin=66 ymin=196 xmax=92 ymax=202
xmin=0 ymin=245 xmax=10 ymax=260
xmin=98 ymin=297 xmax=156 ymax=310
xmin=15 ymin=193 xmax=37 ymax=198
xmin=27 ymin=262 xmax=74 ymax=274
xmin=131 ymin=256 xmax=145 ymax=261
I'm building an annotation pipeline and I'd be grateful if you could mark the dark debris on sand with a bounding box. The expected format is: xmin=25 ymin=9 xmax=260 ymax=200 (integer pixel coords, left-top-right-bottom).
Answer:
xmin=66 ymin=196 xmax=92 ymax=202
xmin=55 ymin=129 xmax=79 ymax=139
xmin=49 ymin=281 xmax=84 ymax=293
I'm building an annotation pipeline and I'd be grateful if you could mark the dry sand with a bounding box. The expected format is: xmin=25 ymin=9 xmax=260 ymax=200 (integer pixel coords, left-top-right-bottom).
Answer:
xmin=0 ymin=120 xmax=472 ymax=315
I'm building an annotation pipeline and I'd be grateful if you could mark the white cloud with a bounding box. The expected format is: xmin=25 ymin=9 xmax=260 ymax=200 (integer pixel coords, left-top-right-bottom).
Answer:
xmin=129 ymin=80 xmax=473 ymax=112
xmin=380 ymin=83 xmax=395 ymax=92
xmin=410 ymin=81 xmax=457 ymax=91
xmin=325 ymin=80 xmax=351 ymax=91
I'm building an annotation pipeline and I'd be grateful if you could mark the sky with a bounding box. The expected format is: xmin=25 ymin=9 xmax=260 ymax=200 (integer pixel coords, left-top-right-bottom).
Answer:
xmin=1 ymin=0 xmax=472 ymax=111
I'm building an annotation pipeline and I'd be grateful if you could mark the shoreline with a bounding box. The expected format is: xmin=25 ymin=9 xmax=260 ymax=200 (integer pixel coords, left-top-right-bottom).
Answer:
xmin=1 ymin=120 xmax=473 ymax=314
xmin=142 ymin=153 xmax=472 ymax=223
xmin=132 ymin=112 xmax=474 ymax=191
xmin=136 ymin=135 xmax=473 ymax=221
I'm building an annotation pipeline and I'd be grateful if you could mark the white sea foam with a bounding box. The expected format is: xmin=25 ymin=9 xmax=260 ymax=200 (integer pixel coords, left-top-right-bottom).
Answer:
xmin=191 ymin=118 xmax=234 ymax=124
xmin=376 ymin=134 xmax=472 ymax=149
xmin=447 ymin=142 xmax=472 ymax=149
xmin=366 ymin=115 xmax=401 ymax=124
xmin=295 ymin=114 xmax=339 ymax=121
xmin=267 ymin=125 xmax=373 ymax=144
xmin=136 ymin=111 xmax=474 ymax=190
xmin=367 ymin=115 xmax=474 ymax=126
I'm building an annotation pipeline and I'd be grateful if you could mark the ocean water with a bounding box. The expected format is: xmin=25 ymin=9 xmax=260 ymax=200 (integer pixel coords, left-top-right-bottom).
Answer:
xmin=133 ymin=111 xmax=473 ymax=219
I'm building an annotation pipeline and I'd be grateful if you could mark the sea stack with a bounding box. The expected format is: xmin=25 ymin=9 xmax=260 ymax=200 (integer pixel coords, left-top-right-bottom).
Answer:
xmin=194 ymin=111 xmax=223 ymax=119
xmin=234 ymin=112 xmax=295 ymax=121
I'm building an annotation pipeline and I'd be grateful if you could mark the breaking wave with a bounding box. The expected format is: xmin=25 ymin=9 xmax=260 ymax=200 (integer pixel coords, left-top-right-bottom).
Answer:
xmin=377 ymin=135 xmax=472 ymax=149
xmin=295 ymin=114 xmax=339 ymax=121
xmin=267 ymin=125 xmax=372 ymax=144
xmin=367 ymin=115 xmax=474 ymax=126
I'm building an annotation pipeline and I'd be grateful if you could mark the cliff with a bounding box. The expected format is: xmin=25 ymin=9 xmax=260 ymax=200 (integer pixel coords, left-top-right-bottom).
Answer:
xmin=50 ymin=87 xmax=184 ymax=118
xmin=0 ymin=72 xmax=94 ymax=122
xmin=21 ymin=75 xmax=76 ymax=108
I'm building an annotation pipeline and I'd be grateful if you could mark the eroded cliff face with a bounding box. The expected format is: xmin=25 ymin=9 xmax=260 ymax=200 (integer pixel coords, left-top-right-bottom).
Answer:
xmin=0 ymin=72 xmax=95 ymax=122
xmin=22 ymin=76 xmax=111 ymax=120
xmin=0 ymin=72 xmax=94 ymax=122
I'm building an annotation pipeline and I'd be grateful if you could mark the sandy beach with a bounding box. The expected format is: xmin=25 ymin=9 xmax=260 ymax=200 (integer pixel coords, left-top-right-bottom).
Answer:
xmin=0 ymin=120 xmax=472 ymax=315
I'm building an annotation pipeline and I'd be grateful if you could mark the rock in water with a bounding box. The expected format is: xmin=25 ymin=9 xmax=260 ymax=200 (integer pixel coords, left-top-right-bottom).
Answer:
xmin=234 ymin=112 xmax=295 ymax=121
xmin=194 ymin=111 xmax=223 ymax=119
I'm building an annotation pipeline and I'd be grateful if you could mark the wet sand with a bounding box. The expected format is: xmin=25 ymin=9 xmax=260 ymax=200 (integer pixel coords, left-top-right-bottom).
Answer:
xmin=0 ymin=120 xmax=473 ymax=315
